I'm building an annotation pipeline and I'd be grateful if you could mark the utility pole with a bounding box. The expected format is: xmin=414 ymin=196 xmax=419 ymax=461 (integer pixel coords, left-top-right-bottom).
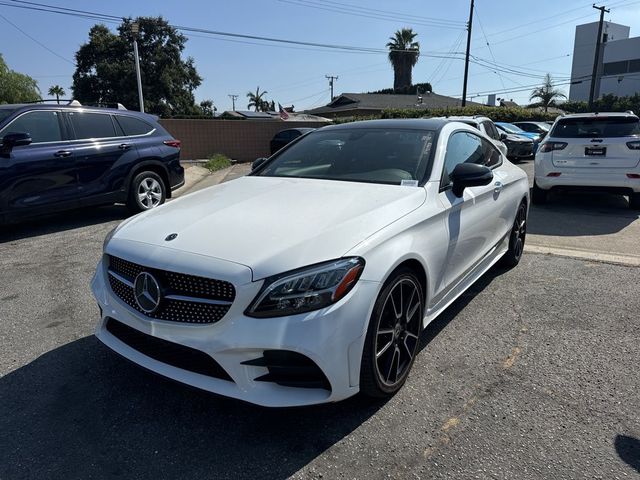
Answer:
xmin=228 ymin=94 xmax=238 ymax=111
xmin=588 ymin=4 xmax=610 ymax=110
xmin=131 ymin=22 xmax=144 ymax=113
xmin=461 ymin=0 xmax=474 ymax=107
xmin=325 ymin=75 xmax=338 ymax=100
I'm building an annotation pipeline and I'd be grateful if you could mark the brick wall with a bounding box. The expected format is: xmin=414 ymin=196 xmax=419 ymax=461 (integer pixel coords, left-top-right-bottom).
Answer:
xmin=159 ymin=119 xmax=330 ymax=162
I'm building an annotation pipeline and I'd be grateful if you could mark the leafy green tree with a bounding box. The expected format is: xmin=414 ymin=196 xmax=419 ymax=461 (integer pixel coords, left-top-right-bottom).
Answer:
xmin=0 ymin=54 xmax=40 ymax=104
xmin=199 ymin=99 xmax=216 ymax=116
xmin=72 ymin=17 xmax=202 ymax=116
xmin=246 ymin=87 xmax=269 ymax=112
xmin=48 ymin=85 xmax=65 ymax=104
xmin=529 ymin=74 xmax=566 ymax=112
xmin=387 ymin=29 xmax=420 ymax=92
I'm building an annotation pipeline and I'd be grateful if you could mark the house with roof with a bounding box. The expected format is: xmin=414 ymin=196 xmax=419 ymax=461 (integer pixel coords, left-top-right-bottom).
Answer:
xmin=306 ymin=92 xmax=483 ymax=119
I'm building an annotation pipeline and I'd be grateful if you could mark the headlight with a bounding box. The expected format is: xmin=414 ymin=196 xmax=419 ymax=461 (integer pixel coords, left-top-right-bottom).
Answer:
xmin=245 ymin=257 xmax=365 ymax=318
xmin=102 ymin=226 xmax=118 ymax=252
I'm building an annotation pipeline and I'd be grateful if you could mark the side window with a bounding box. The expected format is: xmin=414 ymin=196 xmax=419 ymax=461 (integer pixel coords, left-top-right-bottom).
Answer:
xmin=483 ymin=121 xmax=499 ymax=140
xmin=68 ymin=112 xmax=117 ymax=140
xmin=482 ymin=138 xmax=502 ymax=168
xmin=115 ymin=115 xmax=154 ymax=136
xmin=0 ymin=110 xmax=62 ymax=144
xmin=441 ymin=131 xmax=485 ymax=188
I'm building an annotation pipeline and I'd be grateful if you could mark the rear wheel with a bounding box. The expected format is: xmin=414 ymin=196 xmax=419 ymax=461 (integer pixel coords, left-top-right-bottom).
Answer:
xmin=360 ymin=267 xmax=424 ymax=398
xmin=630 ymin=193 xmax=640 ymax=210
xmin=127 ymin=171 xmax=166 ymax=213
xmin=531 ymin=181 xmax=548 ymax=205
xmin=500 ymin=201 xmax=527 ymax=268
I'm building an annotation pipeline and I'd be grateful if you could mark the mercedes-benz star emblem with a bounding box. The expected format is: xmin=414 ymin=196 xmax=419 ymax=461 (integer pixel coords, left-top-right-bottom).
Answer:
xmin=133 ymin=272 xmax=162 ymax=313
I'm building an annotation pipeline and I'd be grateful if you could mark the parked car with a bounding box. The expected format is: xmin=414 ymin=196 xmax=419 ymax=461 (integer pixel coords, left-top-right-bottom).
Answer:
xmin=496 ymin=122 xmax=539 ymax=156
xmin=269 ymin=127 xmax=315 ymax=154
xmin=93 ymin=118 xmax=529 ymax=407
xmin=433 ymin=116 xmax=508 ymax=157
xmin=533 ymin=112 xmax=640 ymax=209
xmin=0 ymin=102 xmax=184 ymax=224
xmin=513 ymin=121 xmax=551 ymax=135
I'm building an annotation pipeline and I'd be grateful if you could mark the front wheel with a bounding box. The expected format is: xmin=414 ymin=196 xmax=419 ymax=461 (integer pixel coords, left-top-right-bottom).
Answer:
xmin=127 ymin=171 xmax=166 ymax=213
xmin=500 ymin=201 xmax=527 ymax=268
xmin=629 ymin=193 xmax=640 ymax=210
xmin=360 ymin=267 xmax=424 ymax=398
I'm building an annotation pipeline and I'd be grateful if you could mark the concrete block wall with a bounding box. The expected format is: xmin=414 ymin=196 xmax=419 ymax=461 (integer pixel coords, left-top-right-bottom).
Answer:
xmin=159 ymin=119 xmax=329 ymax=162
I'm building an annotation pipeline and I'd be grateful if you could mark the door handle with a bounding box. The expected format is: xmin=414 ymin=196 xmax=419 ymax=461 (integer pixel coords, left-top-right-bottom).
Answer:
xmin=54 ymin=150 xmax=72 ymax=158
xmin=494 ymin=181 xmax=504 ymax=193
xmin=119 ymin=143 xmax=132 ymax=150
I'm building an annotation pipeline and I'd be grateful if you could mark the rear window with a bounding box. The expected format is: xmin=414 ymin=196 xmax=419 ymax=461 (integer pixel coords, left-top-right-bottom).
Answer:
xmin=69 ymin=112 xmax=117 ymax=139
xmin=551 ymin=117 xmax=640 ymax=138
xmin=115 ymin=115 xmax=154 ymax=136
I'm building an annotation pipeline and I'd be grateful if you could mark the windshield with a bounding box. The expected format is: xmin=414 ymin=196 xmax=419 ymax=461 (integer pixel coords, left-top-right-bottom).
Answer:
xmin=551 ymin=117 xmax=640 ymax=138
xmin=257 ymin=128 xmax=435 ymax=185
xmin=0 ymin=108 xmax=16 ymax=124
xmin=498 ymin=123 xmax=524 ymax=134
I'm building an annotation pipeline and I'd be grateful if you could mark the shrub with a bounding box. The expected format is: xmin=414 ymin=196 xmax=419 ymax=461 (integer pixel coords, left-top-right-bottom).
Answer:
xmin=205 ymin=153 xmax=232 ymax=172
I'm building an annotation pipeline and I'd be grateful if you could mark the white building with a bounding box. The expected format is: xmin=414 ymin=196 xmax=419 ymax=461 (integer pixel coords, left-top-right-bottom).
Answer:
xmin=569 ymin=21 xmax=640 ymax=101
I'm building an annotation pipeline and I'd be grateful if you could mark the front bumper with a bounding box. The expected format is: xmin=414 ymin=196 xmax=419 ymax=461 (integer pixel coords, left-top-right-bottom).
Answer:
xmin=91 ymin=257 xmax=380 ymax=407
xmin=507 ymin=142 xmax=533 ymax=158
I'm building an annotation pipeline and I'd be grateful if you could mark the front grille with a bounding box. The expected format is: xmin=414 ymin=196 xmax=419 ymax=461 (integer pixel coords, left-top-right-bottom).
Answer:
xmin=105 ymin=317 xmax=233 ymax=381
xmin=107 ymin=255 xmax=235 ymax=324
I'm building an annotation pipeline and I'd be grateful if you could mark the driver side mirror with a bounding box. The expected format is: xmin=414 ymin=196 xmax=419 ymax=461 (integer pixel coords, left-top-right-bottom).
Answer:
xmin=450 ymin=163 xmax=493 ymax=197
xmin=252 ymin=157 xmax=268 ymax=171
xmin=1 ymin=132 xmax=32 ymax=156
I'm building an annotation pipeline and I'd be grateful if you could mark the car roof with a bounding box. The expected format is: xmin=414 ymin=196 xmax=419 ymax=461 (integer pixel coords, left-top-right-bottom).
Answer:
xmin=0 ymin=103 xmax=159 ymax=122
xmin=555 ymin=111 xmax=638 ymax=120
xmin=319 ymin=118 xmax=451 ymax=132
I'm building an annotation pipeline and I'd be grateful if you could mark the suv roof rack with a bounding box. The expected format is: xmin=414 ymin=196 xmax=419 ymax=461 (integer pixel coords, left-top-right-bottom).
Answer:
xmin=22 ymin=99 xmax=128 ymax=110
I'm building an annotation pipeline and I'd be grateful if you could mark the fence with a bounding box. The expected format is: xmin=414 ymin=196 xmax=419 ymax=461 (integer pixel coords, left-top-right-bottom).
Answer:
xmin=159 ymin=119 xmax=329 ymax=162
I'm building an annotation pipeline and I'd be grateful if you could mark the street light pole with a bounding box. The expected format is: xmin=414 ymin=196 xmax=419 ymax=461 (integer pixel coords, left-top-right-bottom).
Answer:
xmin=131 ymin=22 xmax=145 ymax=113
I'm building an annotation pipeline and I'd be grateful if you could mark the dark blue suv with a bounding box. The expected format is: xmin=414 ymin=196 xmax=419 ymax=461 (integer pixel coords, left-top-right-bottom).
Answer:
xmin=0 ymin=103 xmax=184 ymax=224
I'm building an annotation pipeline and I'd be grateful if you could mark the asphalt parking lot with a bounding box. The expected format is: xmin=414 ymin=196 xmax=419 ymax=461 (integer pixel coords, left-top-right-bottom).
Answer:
xmin=1 ymin=160 xmax=639 ymax=479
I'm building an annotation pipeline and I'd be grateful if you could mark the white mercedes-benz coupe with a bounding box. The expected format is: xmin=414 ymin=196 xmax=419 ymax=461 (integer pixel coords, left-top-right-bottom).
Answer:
xmin=92 ymin=119 xmax=529 ymax=407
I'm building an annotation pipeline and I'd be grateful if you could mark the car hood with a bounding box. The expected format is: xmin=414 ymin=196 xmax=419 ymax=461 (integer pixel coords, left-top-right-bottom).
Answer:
xmin=505 ymin=133 xmax=533 ymax=143
xmin=113 ymin=176 xmax=426 ymax=280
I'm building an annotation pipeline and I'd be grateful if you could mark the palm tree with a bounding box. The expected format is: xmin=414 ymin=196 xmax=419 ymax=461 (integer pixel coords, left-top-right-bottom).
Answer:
xmin=48 ymin=85 xmax=65 ymax=104
xmin=247 ymin=87 xmax=268 ymax=112
xmin=386 ymin=28 xmax=420 ymax=92
xmin=529 ymin=74 xmax=566 ymax=112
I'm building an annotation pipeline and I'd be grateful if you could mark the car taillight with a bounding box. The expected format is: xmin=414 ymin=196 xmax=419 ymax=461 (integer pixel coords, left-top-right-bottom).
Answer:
xmin=538 ymin=142 xmax=568 ymax=153
xmin=626 ymin=141 xmax=640 ymax=150
xmin=164 ymin=139 xmax=181 ymax=149
xmin=547 ymin=172 xmax=562 ymax=177
xmin=626 ymin=173 xmax=640 ymax=179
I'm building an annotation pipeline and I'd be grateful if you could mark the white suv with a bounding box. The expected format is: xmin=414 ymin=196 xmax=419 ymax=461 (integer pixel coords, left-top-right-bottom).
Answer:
xmin=533 ymin=112 xmax=640 ymax=209
xmin=432 ymin=116 xmax=508 ymax=157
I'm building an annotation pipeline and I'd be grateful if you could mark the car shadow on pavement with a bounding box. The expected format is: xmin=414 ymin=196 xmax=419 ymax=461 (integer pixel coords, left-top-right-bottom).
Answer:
xmin=614 ymin=435 xmax=640 ymax=474
xmin=0 ymin=205 xmax=130 ymax=243
xmin=418 ymin=264 xmax=505 ymax=353
xmin=0 ymin=335 xmax=387 ymax=480
xmin=527 ymin=191 xmax=638 ymax=237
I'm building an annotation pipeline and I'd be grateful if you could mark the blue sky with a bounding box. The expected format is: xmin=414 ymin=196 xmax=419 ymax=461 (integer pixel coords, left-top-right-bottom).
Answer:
xmin=1 ymin=0 xmax=639 ymax=111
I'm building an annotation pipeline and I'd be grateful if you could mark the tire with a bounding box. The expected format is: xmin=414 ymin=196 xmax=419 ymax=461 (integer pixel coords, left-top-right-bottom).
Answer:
xmin=500 ymin=201 xmax=527 ymax=268
xmin=629 ymin=193 xmax=640 ymax=210
xmin=360 ymin=267 xmax=424 ymax=398
xmin=127 ymin=171 xmax=166 ymax=213
xmin=531 ymin=181 xmax=548 ymax=205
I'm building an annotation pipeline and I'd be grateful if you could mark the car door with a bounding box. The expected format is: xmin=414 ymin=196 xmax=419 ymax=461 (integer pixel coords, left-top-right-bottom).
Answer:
xmin=66 ymin=110 xmax=138 ymax=203
xmin=437 ymin=131 xmax=504 ymax=287
xmin=0 ymin=109 xmax=77 ymax=217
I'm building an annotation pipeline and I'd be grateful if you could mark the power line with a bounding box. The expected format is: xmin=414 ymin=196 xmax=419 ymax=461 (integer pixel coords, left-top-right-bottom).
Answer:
xmin=0 ymin=11 xmax=75 ymax=65
xmin=473 ymin=4 xmax=506 ymax=93
xmin=277 ymin=0 xmax=466 ymax=29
